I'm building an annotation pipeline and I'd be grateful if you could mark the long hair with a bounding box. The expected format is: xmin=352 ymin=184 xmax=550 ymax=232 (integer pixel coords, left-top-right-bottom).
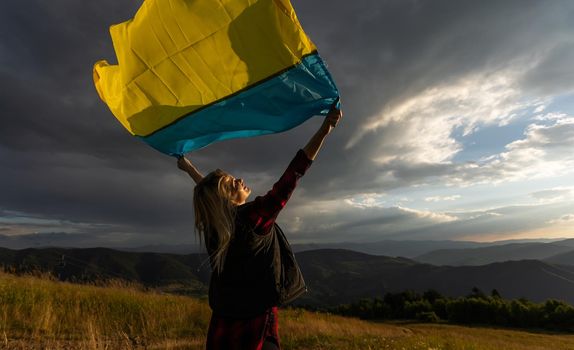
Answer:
xmin=193 ymin=169 xmax=237 ymax=274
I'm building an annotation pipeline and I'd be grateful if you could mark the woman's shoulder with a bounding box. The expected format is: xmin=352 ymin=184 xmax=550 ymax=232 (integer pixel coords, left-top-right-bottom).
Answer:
xmin=236 ymin=201 xmax=254 ymax=218
xmin=234 ymin=202 xmax=255 ymax=231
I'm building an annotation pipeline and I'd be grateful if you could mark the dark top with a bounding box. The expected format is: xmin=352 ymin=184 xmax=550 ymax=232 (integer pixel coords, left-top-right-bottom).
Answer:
xmin=207 ymin=149 xmax=312 ymax=318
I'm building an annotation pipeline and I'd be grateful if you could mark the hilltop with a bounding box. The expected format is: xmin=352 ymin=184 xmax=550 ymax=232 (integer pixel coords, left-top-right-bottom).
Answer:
xmin=1 ymin=271 xmax=574 ymax=349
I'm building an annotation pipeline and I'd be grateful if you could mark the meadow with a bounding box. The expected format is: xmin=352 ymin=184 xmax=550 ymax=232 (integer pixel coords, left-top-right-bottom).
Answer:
xmin=1 ymin=271 xmax=573 ymax=349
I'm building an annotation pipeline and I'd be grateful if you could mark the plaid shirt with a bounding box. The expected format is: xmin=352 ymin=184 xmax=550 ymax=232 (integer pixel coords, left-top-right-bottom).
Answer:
xmin=238 ymin=149 xmax=313 ymax=235
xmin=206 ymin=149 xmax=312 ymax=350
xmin=206 ymin=306 xmax=279 ymax=350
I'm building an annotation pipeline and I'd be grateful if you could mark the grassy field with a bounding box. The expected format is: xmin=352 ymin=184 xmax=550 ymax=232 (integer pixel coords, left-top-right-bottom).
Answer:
xmin=0 ymin=272 xmax=573 ymax=349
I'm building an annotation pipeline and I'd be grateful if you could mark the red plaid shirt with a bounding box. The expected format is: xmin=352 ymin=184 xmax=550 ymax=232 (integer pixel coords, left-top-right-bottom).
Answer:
xmin=206 ymin=149 xmax=312 ymax=350
xmin=239 ymin=149 xmax=312 ymax=235
xmin=206 ymin=306 xmax=279 ymax=350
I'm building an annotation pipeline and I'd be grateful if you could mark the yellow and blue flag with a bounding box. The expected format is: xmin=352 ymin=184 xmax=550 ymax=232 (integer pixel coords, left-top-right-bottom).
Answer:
xmin=93 ymin=0 xmax=339 ymax=156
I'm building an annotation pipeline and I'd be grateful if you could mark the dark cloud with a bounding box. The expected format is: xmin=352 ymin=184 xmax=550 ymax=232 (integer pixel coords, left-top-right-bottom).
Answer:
xmin=521 ymin=43 xmax=574 ymax=95
xmin=393 ymin=202 xmax=574 ymax=241
xmin=290 ymin=201 xmax=574 ymax=243
xmin=288 ymin=0 xmax=574 ymax=198
xmin=1 ymin=0 xmax=573 ymax=246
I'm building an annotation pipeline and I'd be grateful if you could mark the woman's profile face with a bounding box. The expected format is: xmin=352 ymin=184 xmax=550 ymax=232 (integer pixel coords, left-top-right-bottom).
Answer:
xmin=222 ymin=174 xmax=251 ymax=205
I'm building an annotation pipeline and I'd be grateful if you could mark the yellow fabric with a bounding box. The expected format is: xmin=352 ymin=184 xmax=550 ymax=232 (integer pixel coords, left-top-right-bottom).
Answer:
xmin=94 ymin=0 xmax=317 ymax=137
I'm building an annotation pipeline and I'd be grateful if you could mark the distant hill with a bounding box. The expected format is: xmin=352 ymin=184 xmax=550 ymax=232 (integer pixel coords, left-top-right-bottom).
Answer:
xmin=290 ymin=238 xmax=562 ymax=258
xmin=414 ymin=241 xmax=574 ymax=266
xmin=2 ymin=247 xmax=574 ymax=306
xmin=292 ymin=240 xmax=486 ymax=257
xmin=0 ymin=233 xmax=563 ymax=257
xmin=0 ymin=247 xmax=211 ymax=295
xmin=545 ymin=250 xmax=574 ymax=266
xmin=0 ymin=233 xmax=202 ymax=254
xmin=118 ymin=244 xmax=199 ymax=255
xmin=551 ymin=239 xmax=574 ymax=248
xmin=295 ymin=249 xmax=574 ymax=306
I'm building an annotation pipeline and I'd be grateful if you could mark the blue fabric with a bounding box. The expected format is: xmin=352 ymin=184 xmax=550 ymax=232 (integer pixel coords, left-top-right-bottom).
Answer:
xmin=140 ymin=53 xmax=339 ymax=156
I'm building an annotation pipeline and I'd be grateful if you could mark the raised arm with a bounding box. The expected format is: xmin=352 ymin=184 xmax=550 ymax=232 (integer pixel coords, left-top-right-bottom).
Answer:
xmin=303 ymin=99 xmax=343 ymax=160
xmin=177 ymin=156 xmax=204 ymax=184
xmin=242 ymin=99 xmax=343 ymax=234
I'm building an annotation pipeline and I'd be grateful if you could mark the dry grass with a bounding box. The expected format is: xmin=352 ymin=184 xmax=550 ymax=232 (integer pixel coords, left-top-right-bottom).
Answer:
xmin=0 ymin=271 xmax=210 ymax=349
xmin=278 ymin=310 xmax=574 ymax=350
xmin=1 ymin=271 xmax=573 ymax=349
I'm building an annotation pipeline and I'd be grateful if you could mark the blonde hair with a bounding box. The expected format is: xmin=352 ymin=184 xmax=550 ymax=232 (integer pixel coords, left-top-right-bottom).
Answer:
xmin=193 ymin=169 xmax=237 ymax=274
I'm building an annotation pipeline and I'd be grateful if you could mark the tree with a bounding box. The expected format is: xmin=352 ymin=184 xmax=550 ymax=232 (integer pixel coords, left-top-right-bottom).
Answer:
xmin=469 ymin=286 xmax=486 ymax=299
xmin=423 ymin=289 xmax=443 ymax=303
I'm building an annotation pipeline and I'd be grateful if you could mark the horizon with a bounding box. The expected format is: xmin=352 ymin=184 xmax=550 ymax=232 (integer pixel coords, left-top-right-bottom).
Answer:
xmin=0 ymin=233 xmax=569 ymax=253
xmin=1 ymin=0 xmax=573 ymax=248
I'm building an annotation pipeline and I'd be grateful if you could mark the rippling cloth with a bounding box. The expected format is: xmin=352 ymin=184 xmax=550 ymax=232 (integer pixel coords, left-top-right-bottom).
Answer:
xmin=93 ymin=0 xmax=339 ymax=156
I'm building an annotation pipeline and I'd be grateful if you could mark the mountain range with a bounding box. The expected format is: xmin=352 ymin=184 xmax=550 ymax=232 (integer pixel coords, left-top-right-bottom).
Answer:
xmin=2 ymin=246 xmax=574 ymax=306
xmin=413 ymin=239 xmax=574 ymax=266
xmin=295 ymin=249 xmax=574 ymax=306
xmin=2 ymin=233 xmax=566 ymax=258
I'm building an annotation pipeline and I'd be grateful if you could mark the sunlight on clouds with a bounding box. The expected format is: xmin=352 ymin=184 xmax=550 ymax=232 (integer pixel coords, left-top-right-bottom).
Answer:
xmin=346 ymin=64 xmax=542 ymax=167
xmin=531 ymin=187 xmax=574 ymax=204
xmin=396 ymin=206 xmax=458 ymax=223
xmin=533 ymin=112 xmax=569 ymax=122
xmin=282 ymin=196 xmax=460 ymax=242
xmin=285 ymin=216 xmax=303 ymax=233
xmin=425 ymin=195 xmax=461 ymax=202
xmin=450 ymin=115 xmax=574 ymax=185
xmin=344 ymin=192 xmax=387 ymax=208
xmin=283 ymin=190 xmax=574 ymax=242
xmin=466 ymin=212 xmax=503 ymax=220
xmin=481 ymin=221 xmax=574 ymax=242
xmin=341 ymin=58 xmax=574 ymax=192
xmin=547 ymin=214 xmax=574 ymax=225
xmin=533 ymin=104 xmax=547 ymax=114
xmin=0 ymin=210 xmax=120 ymax=237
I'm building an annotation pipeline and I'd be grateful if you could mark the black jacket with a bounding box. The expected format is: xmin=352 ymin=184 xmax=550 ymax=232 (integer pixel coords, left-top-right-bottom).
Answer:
xmin=208 ymin=219 xmax=306 ymax=318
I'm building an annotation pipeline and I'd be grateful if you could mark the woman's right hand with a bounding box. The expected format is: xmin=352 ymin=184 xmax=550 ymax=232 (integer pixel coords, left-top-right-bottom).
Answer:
xmin=177 ymin=156 xmax=205 ymax=184
xmin=177 ymin=156 xmax=193 ymax=173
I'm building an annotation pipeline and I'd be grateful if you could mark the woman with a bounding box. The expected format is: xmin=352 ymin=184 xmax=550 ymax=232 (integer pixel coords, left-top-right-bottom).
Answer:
xmin=177 ymin=101 xmax=342 ymax=350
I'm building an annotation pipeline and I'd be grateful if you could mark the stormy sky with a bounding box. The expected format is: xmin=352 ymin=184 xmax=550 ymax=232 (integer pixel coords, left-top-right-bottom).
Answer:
xmin=1 ymin=0 xmax=573 ymax=249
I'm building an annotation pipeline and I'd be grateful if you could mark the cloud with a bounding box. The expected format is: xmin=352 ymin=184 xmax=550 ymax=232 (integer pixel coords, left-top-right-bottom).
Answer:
xmin=395 ymin=206 xmax=458 ymax=223
xmin=342 ymin=59 xmax=571 ymax=189
xmin=326 ymin=64 xmax=573 ymax=196
xmin=531 ymin=187 xmax=574 ymax=203
xmin=1 ymin=0 xmax=574 ymax=246
xmin=0 ymin=210 xmax=110 ymax=236
xmin=533 ymin=112 xmax=570 ymax=122
xmin=344 ymin=193 xmax=387 ymax=209
xmin=0 ymin=209 xmax=144 ymax=247
xmin=347 ymin=66 xmax=539 ymax=151
xmin=284 ymin=198 xmax=574 ymax=243
xmin=425 ymin=195 xmax=462 ymax=202
xmin=547 ymin=214 xmax=574 ymax=226
xmin=521 ymin=40 xmax=574 ymax=95
xmin=281 ymin=196 xmax=461 ymax=242
xmin=449 ymin=116 xmax=574 ymax=185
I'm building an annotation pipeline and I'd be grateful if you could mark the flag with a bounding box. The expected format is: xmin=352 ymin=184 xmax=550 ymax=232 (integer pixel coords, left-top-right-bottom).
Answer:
xmin=93 ymin=0 xmax=339 ymax=156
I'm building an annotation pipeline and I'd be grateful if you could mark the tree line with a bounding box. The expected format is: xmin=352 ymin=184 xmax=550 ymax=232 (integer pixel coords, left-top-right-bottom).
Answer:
xmin=329 ymin=288 xmax=574 ymax=331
